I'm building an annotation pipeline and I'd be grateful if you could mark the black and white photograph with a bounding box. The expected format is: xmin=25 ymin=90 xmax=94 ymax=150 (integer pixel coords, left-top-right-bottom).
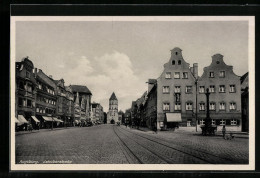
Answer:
xmin=10 ymin=16 xmax=255 ymax=171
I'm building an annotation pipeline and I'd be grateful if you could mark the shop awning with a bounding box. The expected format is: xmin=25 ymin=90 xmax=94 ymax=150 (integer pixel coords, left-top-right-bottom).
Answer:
xmin=18 ymin=115 xmax=29 ymax=123
xmin=52 ymin=117 xmax=64 ymax=122
xmin=42 ymin=116 xmax=53 ymax=122
xmin=31 ymin=116 xmax=40 ymax=123
xmin=166 ymin=113 xmax=182 ymax=122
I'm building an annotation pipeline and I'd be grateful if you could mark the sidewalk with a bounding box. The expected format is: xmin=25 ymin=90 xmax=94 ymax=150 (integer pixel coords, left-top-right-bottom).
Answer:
xmin=15 ymin=127 xmax=76 ymax=136
xmin=127 ymin=126 xmax=249 ymax=139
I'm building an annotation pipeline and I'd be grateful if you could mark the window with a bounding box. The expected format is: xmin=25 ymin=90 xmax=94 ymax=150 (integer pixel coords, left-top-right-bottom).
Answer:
xmin=18 ymin=98 xmax=23 ymax=106
xmin=199 ymin=86 xmax=205 ymax=93
xmin=172 ymin=60 xmax=175 ymax=65
xmin=43 ymin=108 xmax=45 ymax=113
xmin=27 ymin=100 xmax=32 ymax=107
xmin=209 ymin=102 xmax=215 ymax=110
xmin=175 ymin=52 xmax=178 ymax=55
xmin=178 ymin=60 xmax=181 ymax=65
xmin=175 ymin=93 xmax=181 ymax=102
xmin=209 ymin=85 xmax=215 ymax=93
xmin=182 ymin=72 xmax=188 ymax=79
xmin=231 ymin=119 xmax=237 ymax=125
xmin=219 ymin=102 xmax=226 ymax=110
xmin=38 ymin=83 xmax=42 ymax=90
xmin=220 ymin=119 xmax=226 ymax=125
xmin=19 ymin=82 xmax=25 ymax=90
xmin=199 ymin=103 xmax=205 ymax=111
xmin=174 ymin=86 xmax=181 ymax=93
xmin=219 ymin=85 xmax=225 ymax=93
xmin=163 ymin=103 xmax=170 ymax=111
xmin=230 ymin=85 xmax=236 ymax=93
xmin=165 ymin=72 xmax=171 ymax=79
xmin=36 ymin=107 xmax=39 ymax=112
xmin=186 ymin=102 xmax=193 ymax=110
xmin=175 ymin=103 xmax=181 ymax=111
xmin=209 ymin=72 xmax=214 ymax=78
xmin=199 ymin=119 xmax=205 ymax=125
xmin=219 ymin=71 xmax=225 ymax=78
xmin=162 ymin=86 xmax=170 ymax=93
xmin=174 ymin=72 xmax=180 ymax=79
xmin=230 ymin=102 xmax=236 ymax=110
xmin=211 ymin=119 xmax=216 ymax=125
xmin=26 ymin=71 xmax=30 ymax=78
xmin=186 ymin=86 xmax=192 ymax=93
xmin=40 ymin=108 xmax=42 ymax=113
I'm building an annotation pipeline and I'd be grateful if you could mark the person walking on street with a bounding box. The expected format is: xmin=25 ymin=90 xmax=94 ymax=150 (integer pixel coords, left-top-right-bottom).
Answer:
xmin=222 ymin=125 xmax=226 ymax=138
xmin=153 ymin=122 xmax=157 ymax=134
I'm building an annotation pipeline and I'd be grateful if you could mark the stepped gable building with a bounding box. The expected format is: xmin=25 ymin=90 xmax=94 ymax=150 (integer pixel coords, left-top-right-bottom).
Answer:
xmin=70 ymin=85 xmax=92 ymax=122
xmin=197 ymin=54 xmax=242 ymax=131
xmin=15 ymin=57 xmax=37 ymax=128
xmin=107 ymin=92 xmax=118 ymax=124
xmin=157 ymin=47 xmax=198 ymax=129
xmin=34 ymin=69 xmax=58 ymax=128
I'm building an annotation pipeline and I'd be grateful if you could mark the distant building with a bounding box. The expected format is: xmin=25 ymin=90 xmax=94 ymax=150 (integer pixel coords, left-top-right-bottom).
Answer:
xmin=15 ymin=57 xmax=37 ymax=129
xmin=91 ymin=102 xmax=104 ymax=123
xmin=70 ymin=85 xmax=92 ymax=123
xmin=65 ymin=86 xmax=74 ymax=126
xmin=107 ymin=92 xmax=118 ymax=124
xmin=143 ymin=79 xmax=157 ymax=129
xmin=118 ymin=110 xmax=124 ymax=124
xmin=157 ymin=48 xmax=198 ymax=130
xmin=241 ymin=72 xmax=249 ymax=132
xmin=197 ymin=54 xmax=242 ymax=131
xmin=124 ymin=109 xmax=131 ymax=125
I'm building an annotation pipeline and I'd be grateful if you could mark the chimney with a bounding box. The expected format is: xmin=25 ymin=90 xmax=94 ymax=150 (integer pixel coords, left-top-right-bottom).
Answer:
xmin=49 ymin=75 xmax=53 ymax=79
xmin=193 ymin=63 xmax=198 ymax=79
xmin=34 ymin=68 xmax=37 ymax=74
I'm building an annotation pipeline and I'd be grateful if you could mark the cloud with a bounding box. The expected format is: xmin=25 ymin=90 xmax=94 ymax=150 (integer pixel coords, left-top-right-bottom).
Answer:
xmin=63 ymin=51 xmax=146 ymax=112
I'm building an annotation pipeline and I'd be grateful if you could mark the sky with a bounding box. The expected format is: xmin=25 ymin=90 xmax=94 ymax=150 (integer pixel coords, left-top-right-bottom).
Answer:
xmin=15 ymin=19 xmax=249 ymax=112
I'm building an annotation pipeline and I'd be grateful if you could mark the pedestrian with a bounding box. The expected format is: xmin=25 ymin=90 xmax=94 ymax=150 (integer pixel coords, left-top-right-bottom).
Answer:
xmin=153 ymin=122 xmax=157 ymax=134
xmin=222 ymin=125 xmax=226 ymax=138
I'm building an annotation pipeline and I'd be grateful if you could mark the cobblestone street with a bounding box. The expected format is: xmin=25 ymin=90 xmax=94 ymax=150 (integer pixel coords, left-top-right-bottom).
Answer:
xmin=16 ymin=125 xmax=249 ymax=164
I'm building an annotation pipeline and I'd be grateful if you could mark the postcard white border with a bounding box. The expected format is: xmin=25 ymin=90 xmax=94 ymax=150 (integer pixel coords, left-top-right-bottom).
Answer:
xmin=10 ymin=16 xmax=255 ymax=171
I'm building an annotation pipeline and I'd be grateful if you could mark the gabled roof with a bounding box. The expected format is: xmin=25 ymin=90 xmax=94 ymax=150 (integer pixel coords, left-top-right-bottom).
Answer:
xmin=70 ymin=85 xmax=92 ymax=95
xmin=109 ymin=92 xmax=117 ymax=100
xmin=240 ymin=72 xmax=248 ymax=84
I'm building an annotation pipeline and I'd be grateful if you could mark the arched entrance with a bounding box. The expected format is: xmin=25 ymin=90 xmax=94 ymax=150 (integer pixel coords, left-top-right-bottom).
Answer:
xmin=110 ymin=119 xmax=115 ymax=124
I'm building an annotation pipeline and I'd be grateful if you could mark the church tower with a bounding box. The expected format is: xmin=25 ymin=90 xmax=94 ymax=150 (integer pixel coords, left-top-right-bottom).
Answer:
xmin=107 ymin=92 xmax=118 ymax=124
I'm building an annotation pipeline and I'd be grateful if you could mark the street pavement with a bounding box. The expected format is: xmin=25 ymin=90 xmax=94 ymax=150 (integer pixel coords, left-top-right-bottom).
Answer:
xmin=15 ymin=124 xmax=249 ymax=164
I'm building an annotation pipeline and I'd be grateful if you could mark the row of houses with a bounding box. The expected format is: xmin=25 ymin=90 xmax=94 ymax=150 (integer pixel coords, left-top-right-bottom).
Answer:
xmin=15 ymin=57 xmax=105 ymax=130
xmin=127 ymin=47 xmax=249 ymax=132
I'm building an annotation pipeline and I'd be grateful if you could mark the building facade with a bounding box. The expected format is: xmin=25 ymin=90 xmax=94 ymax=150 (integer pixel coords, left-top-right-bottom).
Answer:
xmin=197 ymin=54 xmax=242 ymax=131
xmin=15 ymin=57 xmax=37 ymax=130
xmin=241 ymin=72 xmax=249 ymax=132
xmin=107 ymin=92 xmax=118 ymax=124
xmin=34 ymin=69 xmax=58 ymax=128
xmin=65 ymin=86 xmax=74 ymax=126
xmin=91 ymin=103 xmax=104 ymax=123
xmin=143 ymin=79 xmax=157 ymax=129
xmin=71 ymin=85 xmax=92 ymax=124
xmin=157 ymin=48 xmax=198 ymax=129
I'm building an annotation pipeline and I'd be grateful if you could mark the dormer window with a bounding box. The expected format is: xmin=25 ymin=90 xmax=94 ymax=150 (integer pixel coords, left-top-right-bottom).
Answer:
xmin=172 ymin=60 xmax=175 ymax=65
xmin=178 ymin=60 xmax=181 ymax=65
